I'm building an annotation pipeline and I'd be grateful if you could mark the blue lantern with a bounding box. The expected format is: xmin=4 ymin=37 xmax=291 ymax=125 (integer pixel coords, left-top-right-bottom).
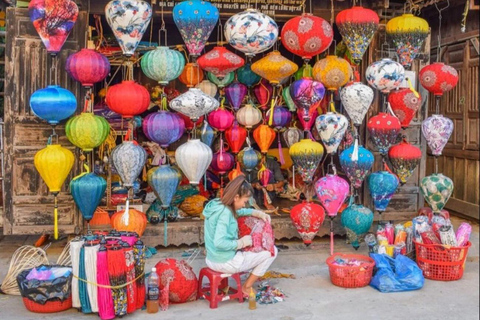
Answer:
xmin=341 ymin=199 xmax=374 ymax=250
xmin=30 ymin=85 xmax=77 ymax=125
xmin=237 ymin=63 xmax=261 ymax=87
xmin=238 ymin=147 xmax=261 ymax=172
xmin=367 ymin=171 xmax=399 ymax=212
xmin=148 ymin=165 xmax=181 ymax=209
xmin=339 ymin=145 xmax=374 ymax=189
xmin=70 ymin=170 xmax=107 ymax=222
xmin=200 ymin=121 xmax=216 ymax=147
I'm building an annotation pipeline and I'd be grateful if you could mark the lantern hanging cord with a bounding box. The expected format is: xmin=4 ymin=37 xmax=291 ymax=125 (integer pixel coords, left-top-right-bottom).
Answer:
xmin=435 ymin=0 xmax=449 ymax=62
xmin=461 ymin=1 xmax=469 ymax=33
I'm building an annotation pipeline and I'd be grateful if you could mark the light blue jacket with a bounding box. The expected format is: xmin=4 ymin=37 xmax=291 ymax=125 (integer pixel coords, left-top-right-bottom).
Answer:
xmin=203 ymin=198 xmax=253 ymax=263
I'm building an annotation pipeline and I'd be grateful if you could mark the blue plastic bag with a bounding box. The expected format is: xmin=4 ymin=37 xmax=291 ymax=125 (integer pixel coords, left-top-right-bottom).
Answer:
xmin=369 ymin=254 xmax=424 ymax=293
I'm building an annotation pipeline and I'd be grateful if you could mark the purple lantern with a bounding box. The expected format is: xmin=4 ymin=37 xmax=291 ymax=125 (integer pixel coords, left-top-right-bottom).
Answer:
xmin=422 ymin=114 xmax=454 ymax=156
xmin=266 ymin=106 xmax=292 ymax=130
xmin=290 ymin=78 xmax=325 ymax=121
xmin=225 ymin=82 xmax=248 ymax=110
xmin=143 ymin=111 xmax=185 ymax=148
xmin=210 ymin=151 xmax=235 ymax=175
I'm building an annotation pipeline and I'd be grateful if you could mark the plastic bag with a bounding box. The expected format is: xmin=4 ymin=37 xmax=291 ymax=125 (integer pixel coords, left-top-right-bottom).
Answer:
xmin=369 ymin=254 xmax=424 ymax=293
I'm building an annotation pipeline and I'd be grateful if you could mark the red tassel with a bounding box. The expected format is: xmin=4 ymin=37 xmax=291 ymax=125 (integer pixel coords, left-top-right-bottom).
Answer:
xmin=219 ymin=135 xmax=224 ymax=162
xmin=97 ymin=250 xmax=115 ymax=320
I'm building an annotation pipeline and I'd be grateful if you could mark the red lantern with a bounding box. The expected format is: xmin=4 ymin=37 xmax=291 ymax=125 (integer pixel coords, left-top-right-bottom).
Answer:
xmin=177 ymin=113 xmax=204 ymax=131
xmin=197 ymin=46 xmax=245 ymax=79
xmin=66 ymin=49 xmax=110 ymax=88
xmin=164 ymin=87 xmax=181 ymax=102
xmin=154 ymin=258 xmax=198 ymax=303
xmin=281 ymin=13 xmax=333 ymax=61
xmin=253 ymin=124 xmax=276 ymax=154
xmin=290 ymin=201 xmax=325 ymax=246
xmin=225 ymin=121 xmax=247 ymax=154
xmin=419 ymin=62 xmax=459 ymax=96
xmin=106 ymin=80 xmax=150 ymax=118
xmin=253 ymin=79 xmax=273 ymax=110
xmin=367 ymin=112 xmax=401 ymax=155
xmin=210 ymin=151 xmax=235 ymax=175
xmin=297 ymin=107 xmax=318 ymax=132
xmin=388 ymin=139 xmax=422 ymax=185
xmin=388 ymin=88 xmax=422 ymax=128
xmin=207 ymin=108 xmax=234 ymax=132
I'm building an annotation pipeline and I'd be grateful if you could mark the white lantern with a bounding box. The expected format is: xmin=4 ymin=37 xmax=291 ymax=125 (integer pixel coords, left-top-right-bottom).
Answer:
xmin=366 ymin=58 xmax=405 ymax=93
xmin=111 ymin=141 xmax=147 ymax=187
xmin=169 ymin=88 xmax=219 ymax=121
xmin=340 ymin=82 xmax=374 ymax=126
xmin=315 ymin=112 xmax=349 ymax=154
xmin=236 ymin=104 xmax=262 ymax=129
xmin=195 ymin=80 xmax=218 ymax=98
xmin=175 ymin=139 xmax=213 ymax=185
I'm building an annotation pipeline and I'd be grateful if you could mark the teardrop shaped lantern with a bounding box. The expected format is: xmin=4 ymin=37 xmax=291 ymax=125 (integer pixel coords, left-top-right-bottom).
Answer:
xmin=253 ymin=124 xmax=276 ymax=154
xmin=176 ymin=139 xmax=213 ymax=184
xmin=419 ymin=62 xmax=459 ymax=96
xmin=141 ymin=47 xmax=185 ymax=85
xmin=388 ymin=139 xmax=422 ymax=185
xmin=341 ymin=202 xmax=374 ymax=250
xmin=197 ymin=46 xmax=245 ymax=78
xmin=367 ymin=112 xmax=401 ymax=155
xmin=111 ymin=141 xmax=147 ymax=188
xmin=70 ymin=170 xmax=107 ymax=222
xmin=179 ymin=63 xmax=204 ymax=88
xmin=170 ymin=88 xmax=220 ymax=122
xmin=388 ymin=88 xmax=422 ymax=128
xmin=315 ymin=112 xmax=349 ymax=154
xmin=290 ymin=201 xmax=325 ymax=245
xmin=422 ymin=114 xmax=453 ymax=156
xmin=253 ymin=79 xmax=273 ymax=110
xmin=289 ymin=139 xmax=324 ymax=184
xmin=340 ymin=82 xmax=374 ymax=126
xmin=106 ymin=80 xmax=150 ymax=118
xmin=367 ymin=171 xmax=399 ymax=212
xmin=199 ymin=121 xmax=216 ymax=147
xmin=237 ymin=63 xmax=261 ymax=87
xmin=315 ymin=174 xmax=349 ymax=217
xmin=339 ymin=145 xmax=374 ymax=189
xmin=366 ymin=58 xmax=405 ymax=93
xmin=290 ymin=78 xmax=325 ymax=121
xmin=65 ymin=112 xmax=111 ymax=152
xmin=66 ymin=49 xmax=110 ymax=87
xmin=207 ymin=71 xmax=235 ymax=88
xmin=225 ymin=82 xmax=248 ymax=110
xmin=236 ymin=104 xmax=262 ymax=129
xmin=142 ymin=111 xmax=185 ymax=148
xmin=173 ymin=0 xmax=219 ymax=58
xmin=148 ymin=164 xmax=181 ymax=208
xmin=238 ymin=147 xmax=262 ymax=172
xmin=251 ymin=51 xmax=298 ymax=86
xmin=210 ymin=152 xmax=235 ymax=175
xmin=30 ymin=85 xmax=77 ymax=125
xmin=105 ymin=0 xmax=152 ymax=56
xmin=283 ymin=127 xmax=303 ymax=148
xmin=312 ymin=56 xmax=353 ymax=91
xmin=225 ymin=121 xmax=247 ymax=154
xmin=297 ymin=107 xmax=318 ymax=132
xmin=228 ymin=162 xmax=245 ymax=181
xmin=420 ymin=173 xmax=454 ymax=213
xmin=196 ymin=80 xmax=218 ymax=98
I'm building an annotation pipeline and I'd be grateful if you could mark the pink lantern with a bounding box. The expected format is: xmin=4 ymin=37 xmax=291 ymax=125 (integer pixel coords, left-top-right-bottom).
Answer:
xmin=297 ymin=107 xmax=318 ymax=132
xmin=210 ymin=151 xmax=235 ymax=175
xmin=207 ymin=108 xmax=234 ymax=132
xmin=315 ymin=175 xmax=350 ymax=217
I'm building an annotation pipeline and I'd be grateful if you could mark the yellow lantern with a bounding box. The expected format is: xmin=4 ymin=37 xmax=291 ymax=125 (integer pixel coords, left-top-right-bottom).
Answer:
xmin=34 ymin=144 xmax=75 ymax=239
xmin=313 ymin=56 xmax=352 ymax=91
xmin=289 ymin=139 xmax=324 ymax=184
xmin=65 ymin=112 xmax=110 ymax=152
xmin=251 ymin=51 xmax=298 ymax=86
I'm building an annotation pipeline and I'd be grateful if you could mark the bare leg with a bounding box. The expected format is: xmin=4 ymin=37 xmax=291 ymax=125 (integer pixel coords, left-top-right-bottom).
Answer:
xmin=242 ymin=273 xmax=259 ymax=295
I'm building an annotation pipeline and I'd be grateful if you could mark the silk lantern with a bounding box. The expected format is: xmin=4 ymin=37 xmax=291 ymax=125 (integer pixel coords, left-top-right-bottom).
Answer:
xmin=367 ymin=112 xmax=401 ymax=155
xmin=66 ymin=49 xmax=110 ymax=87
xmin=142 ymin=111 xmax=185 ymax=148
xmin=312 ymin=56 xmax=353 ymax=91
xmin=253 ymin=125 xmax=276 ymax=154
xmin=367 ymin=171 xmax=399 ymax=212
xmin=29 ymin=0 xmax=78 ymax=55
xmin=339 ymin=145 xmax=374 ymax=189
xmin=178 ymin=113 xmax=204 ymax=132
xmin=106 ymin=81 xmax=150 ymax=118
xmin=208 ymin=107 xmax=235 ymax=157
xmin=225 ymin=121 xmax=247 ymax=154
xmin=141 ymin=47 xmax=185 ymax=85
xmin=419 ymin=62 xmax=459 ymax=96
xmin=179 ymin=63 xmax=204 ymax=88
xmin=30 ymin=85 xmax=77 ymax=125
xmin=315 ymin=112 xmax=349 ymax=155
xmin=315 ymin=174 xmax=349 ymax=217
xmin=111 ymin=206 xmax=147 ymax=236
xmin=225 ymin=82 xmax=247 ymax=110
xmin=34 ymin=144 xmax=75 ymax=239
xmin=290 ymin=201 xmax=325 ymax=246
xmin=335 ymin=6 xmax=379 ymax=64
xmin=251 ymin=51 xmax=298 ymax=86
xmin=170 ymin=88 xmax=219 ymax=122
xmin=294 ymin=64 xmax=313 ymax=80
xmin=200 ymin=121 xmax=216 ymax=147
xmin=65 ymin=112 xmax=110 ymax=152
xmin=289 ymin=139 xmax=324 ymax=184
xmin=420 ymin=173 xmax=454 ymax=213
xmin=175 ymin=139 xmax=213 ymax=184
xmin=283 ymin=85 xmax=296 ymax=112
xmin=70 ymin=168 xmax=107 ymax=223
xmin=341 ymin=201 xmax=374 ymax=250
xmin=266 ymin=106 xmax=291 ymax=164
xmin=366 ymin=58 xmax=405 ymax=93
xmin=388 ymin=139 xmax=422 ymax=185
xmin=340 ymin=82 xmax=374 ymax=126
xmin=196 ymin=80 xmax=217 ymax=98
xmin=237 ymin=63 xmax=261 ymax=87
xmin=290 ymin=78 xmax=325 ymax=121
xmin=422 ymin=114 xmax=453 ymax=156
xmin=148 ymin=165 xmax=181 ymax=208
xmin=297 ymin=107 xmax=318 ymax=132
xmin=111 ymin=141 xmax=147 ymax=188
xmin=253 ymin=79 xmax=273 ymax=110
xmin=283 ymin=127 xmax=303 ymax=148
xmin=105 ymin=0 xmax=152 ymax=56
xmin=228 ymin=162 xmax=244 ymax=181
xmin=207 ymin=71 xmax=235 ymax=88
xmin=236 ymin=104 xmax=262 ymax=129
xmin=388 ymin=88 xmax=422 ymax=128
xmin=210 ymin=152 xmax=235 ymax=175
xmin=197 ymin=46 xmax=245 ymax=78
xmin=238 ymin=147 xmax=261 ymax=172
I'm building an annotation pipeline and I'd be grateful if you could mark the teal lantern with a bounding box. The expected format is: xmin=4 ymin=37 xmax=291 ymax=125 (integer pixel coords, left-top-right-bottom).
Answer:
xmin=341 ymin=199 xmax=374 ymax=250
xmin=367 ymin=171 xmax=399 ymax=212
xmin=237 ymin=63 xmax=261 ymax=87
xmin=147 ymin=164 xmax=181 ymax=210
xmin=141 ymin=47 xmax=185 ymax=85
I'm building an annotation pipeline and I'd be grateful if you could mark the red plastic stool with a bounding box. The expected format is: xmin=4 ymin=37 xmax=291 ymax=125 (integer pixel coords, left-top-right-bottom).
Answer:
xmin=197 ymin=267 xmax=244 ymax=309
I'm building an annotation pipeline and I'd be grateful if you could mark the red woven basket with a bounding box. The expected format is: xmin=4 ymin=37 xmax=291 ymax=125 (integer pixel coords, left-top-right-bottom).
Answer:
xmin=414 ymin=241 xmax=471 ymax=281
xmin=22 ymin=295 xmax=72 ymax=313
xmin=326 ymin=254 xmax=375 ymax=288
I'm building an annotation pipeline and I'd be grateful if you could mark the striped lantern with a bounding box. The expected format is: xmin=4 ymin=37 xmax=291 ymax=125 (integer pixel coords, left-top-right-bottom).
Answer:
xmin=237 ymin=63 xmax=261 ymax=87
xmin=142 ymin=111 xmax=185 ymax=148
xmin=210 ymin=152 xmax=235 ymax=175
xmin=147 ymin=164 xmax=181 ymax=208
xmin=207 ymin=108 xmax=235 ymax=132
xmin=225 ymin=82 xmax=248 ymax=110
xmin=141 ymin=47 xmax=185 ymax=85
xmin=282 ymin=85 xmax=296 ymax=112
xmin=197 ymin=46 xmax=245 ymax=78
xmin=225 ymin=121 xmax=247 ymax=154
xmin=253 ymin=124 xmax=276 ymax=154
xmin=175 ymin=139 xmax=213 ymax=185
xmin=207 ymin=71 xmax=235 ymax=88
xmin=253 ymin=79 xmax=273 ymax=110
xmin=106 ymin=80 xmax=150 ymax=118
xmin=266 ymin=106 xmax=292 ymax=130
xmin=70 ymin=171 xmax=107 ymax=222
xmin=179 ymin=62 xmax=204 ymax=88
xmin=236 ymin=104 xmax=262 ymax=129
xmin=238 ymin=147 xmax=262 ymax=172
xmin=30 ymin=85 xmax=77 ymax=125
xmin=111 ymin=141 xmax=147 ymax=188
xmin=65 ymin=49 xmax=110 ymax=88
xmin=195 ymin=80 xmax=218 ymax=98
xmin=65 ymin=112 xmax=110 ymax=152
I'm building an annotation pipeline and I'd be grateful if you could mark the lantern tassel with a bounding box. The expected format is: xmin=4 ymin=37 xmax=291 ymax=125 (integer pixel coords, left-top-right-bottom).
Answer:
xmin=219 ymin=134 xmax=224 ymax=162
xmin=292 ymin=165 xmax=295 ymax=189
xmin=277 ymin=135 xmax=285 ymax=165
xmin=330 ymin=217 xmax=334 ymax=256
xmin=54 ymin=195 xmax=59 ymax=240
xmin=352 ymin=137 xmax=359 ymax=162
xmin=204 ymin=172 xmax=207 ymax=191
xmin=122 ymin=199 xmax=130 ymax=226
xmin=406 ymin=77 xmax=420 ymax=98
xmin=329 ymin=91 xmax=336 ymax=113
xmin=268 ymin=98 xmax=275 ymax=126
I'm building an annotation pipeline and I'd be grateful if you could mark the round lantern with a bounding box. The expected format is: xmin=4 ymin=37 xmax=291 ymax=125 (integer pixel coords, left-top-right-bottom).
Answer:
xmin=420 ymin=173 xmax=454 ymax=213
xmin=177 ymin=113 xmax=204 ymax=132
xmin=207 ymin=71 xmax=235 ymax=88
xmin=341 ymin=202 xmax=374 ymax=250
xmin=111 ymin=141 xmax=147 ymax=188
xmin=422 ymin=114 xmax=453 ymax=156
xmin=366 ymin=58 xmax=405 ymax=93
xmin=253 ymin=125 xmax=276 ymax=154
xmin=386 ymin=13 xmax=429 ymax=69
xmin=290 ymin=78 xmax=325 ymax=120
xmin=225 ymin=82 xmax=247 ymax=110
xmin=225 ymin=121 xmax=247 ymax=154
xmin=197 ymin=46 xmax=244 ymax=78
xmin=236 ymin=104 xmax=262 ymax=129
xmin=340 ymin=82 xmax=374 ymax=126
xmin=314 ymin=174 xmax=349 ymax=217
xmin=367 ymin=112 xmax=401 ymax=155
xmin=30 ymin=85 xmax=77 ymax=125
xmin=224 ymin=8 xmax=278 ymax=57
xmin=419 ymin=62 xmax=459 ymax=96
xmin=141 ymin=47 xmax=185 ymax=85
xmin=237 ymin=63 xmax=261 ymax=87
xmin=170 ymin=88 xmax=219 ymax=122
xmin=65 ymin=112 xmax=110 ymax=152
xmin=173 ymin=0 xmax=219 ymax=57
xmin=70 ymin=171 xmax=107 ymax=222
xmin=208 ymin=108 xmax=235 ymax=132
xmin=111 ymin=207 xmax=147 ymax=236
xmin=339 ymin=145 xmax=374 ymax=189
xmin=66 ymin=49 xmax=110 ymax=87
xmin=289 ymin=139 xmax=324 ymax=184
xmin=175 ymin=139 xmax=213 ymax=185
xmin=388 ymin=139 xmax=422 ymax=185
xmin=367 ymin=171 xmax=399 ymax=212
xmin=142 ymin=111 xmax=185 ymax=148
xmin=283 ymin=127 xmax=303 ymax=148
xmin=266 ymin=106 xmax=292 ymax=130
xmin=315 ymin=112 xmax=349 ymax=154
xmin=388 ymin=88 xmax=422 ymax=128
xmin=154 ymin=258 xmax=198 ymax=303
xmin=210 ymin=152 xmax=235 ymax=175
xmin=253 ymin=79 xmax=273 ymax=110
xmin=312 ymin=56 xmax=353 ymax=91
xmin=106 ymin=80 xmax=150 ymax=118
xmin=335 ymin=6 xmax=379 ymax=64
xmin=148 ymin=165 xmax=181 ymax=208
xmin=251 ymin=51 xmax=298 ymax=86
xmin=281 ymin=13 xmax=333 ymax=61
xmin=228 ymin=162 xmax=245 ymax=182
xmin=195 ymin=80 xmax=217 ymax=98
xmin=179 ymin=63 xmax=204 ymax=87
xmin=238 ymin=147 xmax=262 ymax=172
xmin=290 ymin=201 xmax=325 ymax=245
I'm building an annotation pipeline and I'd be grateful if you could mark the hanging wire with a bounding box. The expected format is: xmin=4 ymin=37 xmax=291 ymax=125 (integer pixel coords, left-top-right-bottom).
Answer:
xmin=435 ymin=0 xmax=450 ymax=62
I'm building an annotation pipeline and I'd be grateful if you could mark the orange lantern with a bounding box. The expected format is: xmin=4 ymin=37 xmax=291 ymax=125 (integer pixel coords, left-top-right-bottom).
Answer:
xmin=253 ymin=124 xmax=276 ymax=154
xmin=179 ymin=62 xmax=204 ymax=88
xmin=111 ymin=206 xmax=147 ymax=236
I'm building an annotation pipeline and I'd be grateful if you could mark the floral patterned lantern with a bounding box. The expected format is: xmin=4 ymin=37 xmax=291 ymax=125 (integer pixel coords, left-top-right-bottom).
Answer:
xmin=339 ymin=145 xmax=374 ymax=189
xmin=341 ymin=201 xmax=374 ymax=250
xmin=251 ymin=51 xmax=298 ymax=86
xmin=388 ymin=88 xmax=422 ymax=128
xmin=106 ymin=80 xmax=150 ymax=118
xmin=253 ymin=124 xmax=276 ymax=154
xmin=170 ymin=88 xmax=219 ymax=122
xmin=289 ymin=139 xmax=324 ymax=184
xmin=367 ymin=112 xmax=401 ymax=155
xmin=111 ymin=141 xmax=147 ymax=188
xmin=66 ymin=49 xmax=110 ymax=87
xmin=237 ymin=63 xmax=261 ymax=87
xmin=141 ymin=47 xmax=185 ymax=85
xmin=179 ymin=62 xmax=204 ymax=87
xmin=207 ymin=71 xmax=235 ymax=88
xmin=290 ymin=201 xmax=325 ymax=246
xmin=315 ymin=174 xmax=349 ymax=217
xmin=210 ymin=151 xmax=235 ymax=175
xmin=155 ymin=259 xmax=198 ymax=303
xmin=290 ymin=78 xmax=325 ymax=121
xmin=225 ymin=82 xmax=248 ymax=110
xmin=238 ymin=147 xmax=262 ymax=172
xmin=196 ymin=80 xmax=217 ymax=98
xmin=225 ymin=121 xmax=247 ymax=154
xmin=142 ymin=111 xmax=185 ymax=148
xmin=420 ymin=173 xmax=454 ymax=213
xmin=312 ymin=56 xmax=352 ymax=91
xmin=253 ymin=79 xmax=273 ymax=110
xmin=422 ymin=114 xmax=453 ymax=156
xmin=367 ymin=170 xmax=399 ymax=212
xmin=197 ymin=46 xmax=245 ymax=78
xmin=388 ymin=139 xmax=422 ymax=185
xmin=419 ymin=62 xmax=459 ymax=96
xmin=315 ymin=112 xmax=349 ymax=155
xmin=65 ymin=112 xmax=110 ymax=152
xmin=340 ymin=82 xmax=374 ymax=126
xmin=175 ymin=139 xmax=213 ymax=185
xmin=366 ymin=58 xmax=405 ymax=93
xmin=236 ymin=104 xmax=262 ymax=129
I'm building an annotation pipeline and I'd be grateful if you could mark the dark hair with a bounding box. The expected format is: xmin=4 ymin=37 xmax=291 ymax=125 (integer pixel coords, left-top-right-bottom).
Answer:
xmin=221 ymin=175 xmax=253 ymax=215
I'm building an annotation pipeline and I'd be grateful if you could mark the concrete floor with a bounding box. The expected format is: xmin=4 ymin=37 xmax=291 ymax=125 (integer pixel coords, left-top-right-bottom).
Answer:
xmin=0 ymin=216 xmax=478 ymax=320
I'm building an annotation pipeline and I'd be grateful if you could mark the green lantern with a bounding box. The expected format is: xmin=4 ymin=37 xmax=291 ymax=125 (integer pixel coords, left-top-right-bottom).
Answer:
xmin=207 ymin=71 xmax=235 ymax=88
xmin=420 ymin=173 xmax=454 ymax=213
xmin=294 ymin=64 xmax=313 ymax=80
xmin=141 ymin=47 xmax=185 ymax=85
xmin=65 ymin=112 xmax=110 ymax=152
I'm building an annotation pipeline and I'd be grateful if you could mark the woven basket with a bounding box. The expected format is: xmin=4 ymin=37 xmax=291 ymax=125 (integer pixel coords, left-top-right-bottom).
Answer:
xmin=22 ymin=295 xmax=72 ymax=313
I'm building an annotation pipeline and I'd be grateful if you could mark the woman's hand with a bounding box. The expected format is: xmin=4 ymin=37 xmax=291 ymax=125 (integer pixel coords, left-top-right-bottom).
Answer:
xmin=237 ymin=235 xmax=253 ymax=249
xmin=252 ymin=210 xmax=271 ymax=223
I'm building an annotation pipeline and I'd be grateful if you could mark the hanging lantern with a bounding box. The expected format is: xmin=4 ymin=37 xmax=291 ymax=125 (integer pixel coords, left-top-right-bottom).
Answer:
xmin=170 ymin=88 xmax=220 ymax=122
xmin=290 ymin=201 xmax=325 ymax=246
xmin=225 ymin=82 xmax=247 ymax=110
xmin=388 ymin=139 xmax=422 ymax=185
xmin=422 ymin=114 xmax=453 ymax=156
xmin=210 ymin=152 xmax=235 ymax=175
xmin=65 ymin=113 xmax=110 ymax=152
xmin=281 ymin=13 xmax=333 ymax=61
xmin=238 ymin=147 xmax=261 ymax=172
xmin=366 ymin=58 xmax=405 ymax=93
xmin=253 ymin=124 xmax=276 ymax=154
xmin=65 ymin=49 xmax=110 ymax=87
xmin=177 ymin=113 xmax=204 ymax=132
xmin=315 ymin=112 xmax=349 ymax=155
xmin=228 ymin=162 xmax=245 ymax=181
xmin=297 ymin=107 xmax=318 ymax=132
xmin=196 ymin=80 xmax=218 ymax=98
xmin=294 ymin=64 xmax=313 ymax=81
xmin=207 ymin=71 xmax=235 ymax=88
xmin=111 ymin=207 xmax=147 ymax=236
xmin=29 ymin=0 xmax=78 ymax=55
xmin=111 ymin=141 xmax=147 ymax=188
xmin=339 ymin=145 xmax=374 ymax=189
xmin=290 ymin=78 xmax=325 ymax=121
xmin=224 ymin=8 xmax=279 ymax=57
xmin=148 ymin=165 xmax=181 ymax=208
xmin=283 ymin=127 xmax=303 ymax=148
xmin=386 ymin=14 xmax=429 ymax=69
xmin=30 ymin=85 xmax=77 ymax=125
xmin=419 ymin=63 xmax=459 ymax=96
xmin=225 ymin=121 xmax=247 ymax=154
xmin=388 ymin=88 xmax=422 ymax=128
xmin=266 ymin=106 xmax=292 ymax=130
xmin=175 ymin=139 xmax=213 ymax=184
xmin=282 ymin=85 xmax=296 ymax=112
xmin=106 ymin=80 xmax=150 ymax=118
xmin=251 ymin=51 xmax=298 ymax=86
xmin=340 ymin=82 xmax=374 ymax=126
xmin=141 ymin=47 xmax=185 ymax=85
xmin=199 ymin=121 xmax=216 ymax=147
xmin=335 ymin=6 xmax=379 ymax=64
xmin=341 ymin=202 xmax=374 ymax=250
xmin=208 ymin=108 xmax=235 ymax=132
xmin=289 ymin=139 xmax=324 ymax=184
xmin=367 ymin=112 xmax=401 ymax=155
xmin=253 ymin=79 xmax=273 ymax=110
xmin=179 ymin=63 xmax=204 ymax=88
xmin=315 ymin=174 xmax=350 ymax=218
xmin=105 ymin=0 xmax=152 ymax=56
xmin=367 ymin=171 xmax=399 ymax=212
xmin=197 ymin=46 xmax=245 ymax=78
xmin=258 ymin=165 xmax=272 ymax=187
xmin=142 ymin=111 xmax=185 ymax=148
xmin=70 ymin=170 xmax=107 ymax=222
xmin=236 ymin=104 xmax=262 ymax=129
xmin=237 ymin=63 xmax=261 ymax=87
xmin=173 ymin=0 xmax=219 ymax=58
xmin=420 ymin=173 xmax=454 ymax=213
xmin=312 ymin=56 xmax=353 ymax=91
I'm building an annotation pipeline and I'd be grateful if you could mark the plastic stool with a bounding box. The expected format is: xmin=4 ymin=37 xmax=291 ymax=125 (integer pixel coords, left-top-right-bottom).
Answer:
xmin=197 ymin=267 xmax=244 ymax=309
